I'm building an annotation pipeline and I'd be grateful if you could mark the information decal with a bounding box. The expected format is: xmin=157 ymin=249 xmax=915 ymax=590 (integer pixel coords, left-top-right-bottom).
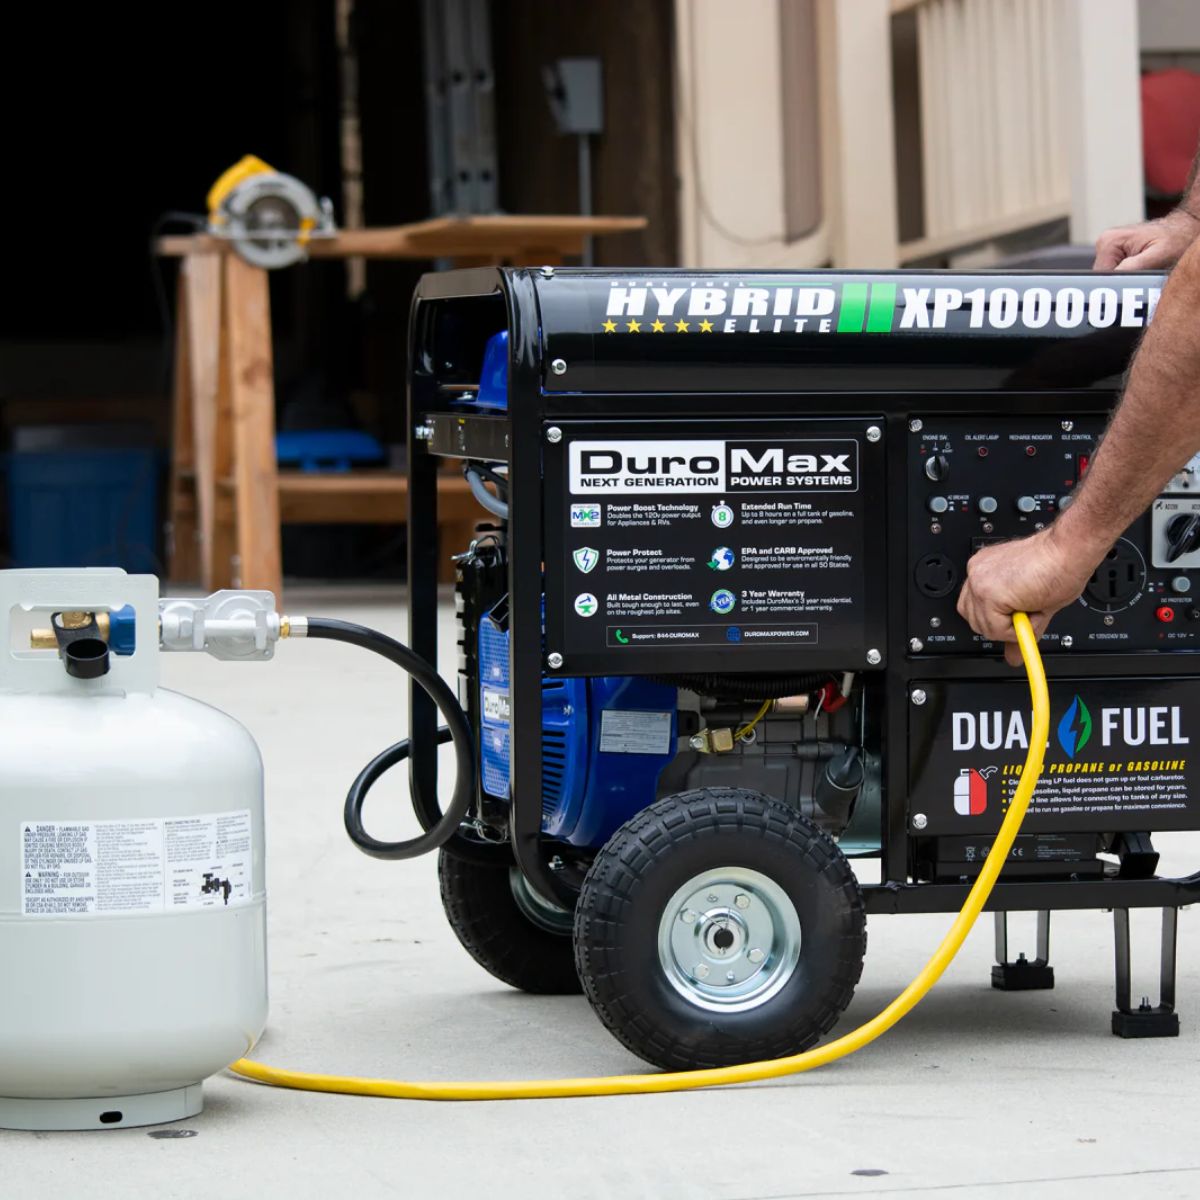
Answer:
xmin=20 ymin=810 xmax=254 ymax=917
xmin=909 ymin=678 xmax=1200 ymax=835
xmin=544 ymin=420 xmax=885 ymax=675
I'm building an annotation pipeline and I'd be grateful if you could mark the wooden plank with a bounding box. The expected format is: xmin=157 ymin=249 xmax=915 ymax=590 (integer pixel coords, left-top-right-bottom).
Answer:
xmin=182 ymin=254 xmax=222 ymax=589
xmin=276 ymin=471 xmax=485 ymax=524
xmin=167 ymin=269 xmax=199 ymax=584
xmin=157 ymin=214 xmax=646 ymax=261
xmin=275 ymin=472 xmax=487 ymax=585
xmin=223 ymin=255 xmax=283 ymax=599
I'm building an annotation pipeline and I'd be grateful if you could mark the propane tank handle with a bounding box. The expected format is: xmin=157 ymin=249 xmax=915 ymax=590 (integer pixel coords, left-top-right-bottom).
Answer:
xmin=0 ymin=569 xmax=160 ymax=696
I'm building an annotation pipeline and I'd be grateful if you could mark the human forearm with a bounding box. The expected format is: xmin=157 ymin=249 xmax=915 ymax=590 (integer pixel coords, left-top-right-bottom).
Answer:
xmin=1054 ymin=239 xmax=1200 ymax=560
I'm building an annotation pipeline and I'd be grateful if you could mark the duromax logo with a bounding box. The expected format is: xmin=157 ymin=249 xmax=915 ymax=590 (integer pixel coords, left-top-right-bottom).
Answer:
xmin=1057 ymin=695 xmax=1093 ymax=758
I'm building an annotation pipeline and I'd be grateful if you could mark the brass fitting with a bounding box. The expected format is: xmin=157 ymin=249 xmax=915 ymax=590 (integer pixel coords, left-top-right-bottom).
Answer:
xmin=30 ymin=611 xmax=109 ymax=650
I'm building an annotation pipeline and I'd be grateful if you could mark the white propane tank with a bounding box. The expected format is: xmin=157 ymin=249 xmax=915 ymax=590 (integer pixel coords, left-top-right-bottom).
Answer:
xmin=0 ymin=570 xmax=268 ymax=1130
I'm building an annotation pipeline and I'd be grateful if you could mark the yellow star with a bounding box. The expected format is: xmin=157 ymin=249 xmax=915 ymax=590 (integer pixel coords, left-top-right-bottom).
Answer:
xmin=602 ymin=319 xmax=617 ymax=333
xmin=675 ymin=319 xmax=690 ymax=332
xmin=698 ymin=318 xmax=715 ymax=333
xmin=626 ymin=319 xmax=642 ymax=333
xmin=651 ymin=318 xmax=665 ymax=333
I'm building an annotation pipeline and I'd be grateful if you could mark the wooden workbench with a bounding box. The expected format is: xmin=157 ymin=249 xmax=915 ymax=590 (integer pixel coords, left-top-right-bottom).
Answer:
xmin=161 ymin=214 xmax=646 ymax=598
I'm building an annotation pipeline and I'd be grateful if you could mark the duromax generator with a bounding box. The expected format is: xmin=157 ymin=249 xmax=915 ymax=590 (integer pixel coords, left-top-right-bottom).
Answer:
xmin=397 ymin=266 xmax=1200 ymax=1070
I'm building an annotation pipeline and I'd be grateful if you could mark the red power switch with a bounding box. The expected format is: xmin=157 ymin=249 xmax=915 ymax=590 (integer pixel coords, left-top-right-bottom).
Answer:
xmin=1157 ymin=605 xmax=1176 ymax=623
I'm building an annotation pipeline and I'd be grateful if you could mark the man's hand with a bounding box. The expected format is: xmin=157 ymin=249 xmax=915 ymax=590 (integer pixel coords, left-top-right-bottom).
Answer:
xmin=957 ymin=528 xmax=1100 ymax=666
xmin=1093 ymin=209 xmax=1200 ymax=272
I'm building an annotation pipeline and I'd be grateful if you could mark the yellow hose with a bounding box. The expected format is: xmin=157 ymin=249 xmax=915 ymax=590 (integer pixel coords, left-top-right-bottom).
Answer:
xmin=231 ymin=613 xmax=1048 ymax=1102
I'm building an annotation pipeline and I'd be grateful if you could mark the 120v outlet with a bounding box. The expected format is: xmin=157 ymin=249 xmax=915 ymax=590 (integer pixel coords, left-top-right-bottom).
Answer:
xmin=914 ymin=553 xmax=959 ymax=599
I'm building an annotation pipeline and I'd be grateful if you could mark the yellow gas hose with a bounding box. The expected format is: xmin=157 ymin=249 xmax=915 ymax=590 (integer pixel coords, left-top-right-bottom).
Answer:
xmin=230 ymin=612 xmax=1047 ymax=1101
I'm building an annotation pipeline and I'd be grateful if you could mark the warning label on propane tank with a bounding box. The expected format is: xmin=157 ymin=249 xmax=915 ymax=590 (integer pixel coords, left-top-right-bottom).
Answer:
xmin=19 ymin=811 xmax=253 ymax=917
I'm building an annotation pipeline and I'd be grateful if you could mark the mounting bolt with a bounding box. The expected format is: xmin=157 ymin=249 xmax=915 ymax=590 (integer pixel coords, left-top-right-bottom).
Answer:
xmin=866 ymin=425 xmax=882 ymax=443
xmin=546 ymin=426 xmax=563 ymax=444
xmin=747 ymin=948 xmax=765 ymax=965
xmin=912 ymin=813 xmax=928 ymax=831
xmin=1061 ymin=635 xmax=1074 ymax=649
xmin=930 ymin=617 xmax=942 ymax=629
xmin=547 ymin=651 xmax=564 ymax=669
xmin=1104 ymin=615 xmax=1115 ymax=627
xmin=909 ymin=418 xmax=923 ymax=433
xmin=413 ymin=423 xmax=434 ymax=442
xmin=911 ymin=688 xmax=928 ymax=706
xmin=1061 ymin=419 xmax=1074 ymax=432
xmin=694 ymin=963 xmax=711 ymax=979
xmin=726 ymin=970 xmax=737 ymax=982
xmin=550 ymin=358 xmax=568 ymax=376
xmin=540 ymin=264 xmax=555 ymax=278
xmin=734 ymin=893 xmax=751 ymax=910
xmin=909 ymin=637 xmax=924 ymax=653
xmin=866 ymin=648 xmax=882 ymax=666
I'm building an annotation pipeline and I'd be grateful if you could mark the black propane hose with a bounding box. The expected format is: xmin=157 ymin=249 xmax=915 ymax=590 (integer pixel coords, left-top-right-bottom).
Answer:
xmin=307 ymin=618 xmax=484 ymax=862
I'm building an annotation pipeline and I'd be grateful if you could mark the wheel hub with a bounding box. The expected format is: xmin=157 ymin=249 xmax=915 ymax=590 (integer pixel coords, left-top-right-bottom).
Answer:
xmin=658 ymin=868 xmax=801 ymax=1012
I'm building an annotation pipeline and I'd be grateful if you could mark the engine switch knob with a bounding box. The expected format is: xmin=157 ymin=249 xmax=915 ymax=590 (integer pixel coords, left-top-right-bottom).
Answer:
xmin=1016 ymin=495 xmax=1038 ymax=514
xmin=977 ymin=496 xmax=998 ymax=515
xmin=924 ymin=454 xmax=950 ymax=482
xmin=927 ymin=496 xmax=949 ymax=515
xmin=1165 ymin=512 xmax=1200 ymax=564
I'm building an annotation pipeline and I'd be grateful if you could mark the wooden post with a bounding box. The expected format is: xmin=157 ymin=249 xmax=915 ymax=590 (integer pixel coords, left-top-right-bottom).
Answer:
xmin=167 ymin=268 xmax=199 ymax=584
xmin=222 ymin=255 xmax=283 ymax=600
xmin=183 ymin=254 xmax=223 ymax=590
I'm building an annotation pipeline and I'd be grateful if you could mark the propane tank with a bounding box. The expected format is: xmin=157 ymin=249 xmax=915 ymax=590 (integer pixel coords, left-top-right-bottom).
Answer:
xmin=0 ymin=570 xmax=268 ymax=1130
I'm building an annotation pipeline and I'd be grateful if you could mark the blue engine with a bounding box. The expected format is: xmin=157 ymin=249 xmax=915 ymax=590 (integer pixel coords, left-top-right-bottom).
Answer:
xmin=477 ymin=611 xmax=677 ymax=849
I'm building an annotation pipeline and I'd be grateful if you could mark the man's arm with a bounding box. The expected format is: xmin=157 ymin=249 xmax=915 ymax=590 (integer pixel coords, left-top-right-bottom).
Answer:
xmin=1094 ymin=149 xmax=1200 ymax=271
xmin=958 ymin=236 xmax=1200 ymax=664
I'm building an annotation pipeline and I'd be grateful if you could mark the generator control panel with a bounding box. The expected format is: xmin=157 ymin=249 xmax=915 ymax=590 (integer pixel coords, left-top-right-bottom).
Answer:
xmin=908 ymin=418 xmax=1200 ymax=654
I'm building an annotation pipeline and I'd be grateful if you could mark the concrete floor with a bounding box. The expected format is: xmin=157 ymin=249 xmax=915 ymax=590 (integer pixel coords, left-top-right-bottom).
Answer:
xmin=7 ymin=585 xmax=1200 ymax=1199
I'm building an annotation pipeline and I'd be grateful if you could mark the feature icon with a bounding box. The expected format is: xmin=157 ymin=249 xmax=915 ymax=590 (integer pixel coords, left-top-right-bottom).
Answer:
xmin=570 ymin=504 xmax=602 ymax=528
xmin=614 ymin=629 xmax=630 ymax=644
xmin=574 ymin=592 xmax=599 ymax=618
xmin=573 ymin=546 xmax=600 ymax=574
xmin=709 ymin=589 xmax=737 ymax=615
xmin=726 ymin=626 xmax=742 ymax=643
xmin=708 ymin=547 xmax=735 ymax=571
xmin=711 ymin=503 xmax=734 ymax=529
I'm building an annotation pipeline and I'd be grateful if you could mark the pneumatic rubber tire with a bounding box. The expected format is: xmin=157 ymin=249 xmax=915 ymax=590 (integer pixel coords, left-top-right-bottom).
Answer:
xmin=438 ymin=850 xmax=582 ymax=994
xmin=574 ymin=788 xmax=867 ymax=1070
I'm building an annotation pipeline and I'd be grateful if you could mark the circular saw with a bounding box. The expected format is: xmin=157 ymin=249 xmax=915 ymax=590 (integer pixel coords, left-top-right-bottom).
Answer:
xmin=206 ymin=155 xmax=336 ymax=269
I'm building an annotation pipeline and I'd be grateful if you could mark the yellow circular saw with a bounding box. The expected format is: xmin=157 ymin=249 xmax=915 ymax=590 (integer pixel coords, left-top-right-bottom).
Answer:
xmin=207 ymin=155 xmax=336 ymax=269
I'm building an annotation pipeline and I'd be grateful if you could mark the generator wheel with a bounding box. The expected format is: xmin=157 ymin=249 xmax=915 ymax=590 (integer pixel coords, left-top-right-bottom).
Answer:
xmin=437 ymin=850 xmax=582 ymax=994
xmin=574 ymin=788 xmax=866 ymax=1070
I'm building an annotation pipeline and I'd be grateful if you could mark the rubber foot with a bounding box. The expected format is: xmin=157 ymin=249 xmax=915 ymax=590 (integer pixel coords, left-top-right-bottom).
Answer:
xmin=991 ymin=962 xmax=1055 ymax=991
xmin=0 ymin=1084 xmax=203 ymax=1131
xmin=1111 ymin=1007 xmax=1180 ymax=1039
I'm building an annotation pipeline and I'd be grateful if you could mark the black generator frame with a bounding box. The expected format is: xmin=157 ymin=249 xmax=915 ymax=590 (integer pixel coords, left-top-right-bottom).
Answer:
xmin=406 ymin=268 xmax=1200 ymax=1004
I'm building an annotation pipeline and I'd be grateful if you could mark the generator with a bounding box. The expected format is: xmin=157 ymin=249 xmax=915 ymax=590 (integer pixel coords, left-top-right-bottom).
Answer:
xmin=396 ymin=265 xmax=1200 ymax=1069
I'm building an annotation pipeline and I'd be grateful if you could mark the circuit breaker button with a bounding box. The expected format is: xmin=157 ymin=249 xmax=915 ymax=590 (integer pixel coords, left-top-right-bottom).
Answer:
xmin=1016 ymin=496 xmax=1038 ymax=514
xmin=977 ymin=496 xmax=998 ymax=515
xmin=927 ymin=496 xmax=949 ymax=515
xmin=1173 ymin=576 xmax=1193 ymax=595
